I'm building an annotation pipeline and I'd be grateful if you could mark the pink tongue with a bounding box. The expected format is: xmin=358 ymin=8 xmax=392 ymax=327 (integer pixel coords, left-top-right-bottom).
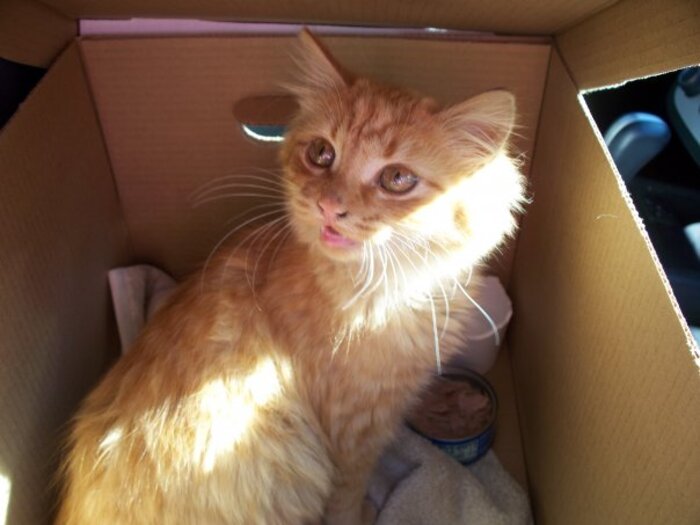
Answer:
xmin=321 ymin=225 xmax=357 ymax=248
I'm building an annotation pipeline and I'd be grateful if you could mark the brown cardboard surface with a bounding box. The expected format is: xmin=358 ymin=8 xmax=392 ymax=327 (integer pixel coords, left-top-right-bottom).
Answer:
xmin=44 ymin=0 xmax=615 ymax=36
xmin=484 ymin=345 xmax=529 ymax=491
xmin=557 ymin=0 xmax=700 ymax=90
xmin=509 ymin=50 xmax=700 ymax=524
xmin=80 ymin=35 xmax=549 ymax=281
xmin=233 ymin=95 xmax=298 ymax=126
xmin=0 ymin=44 xmax=128 ymax=523
xmin=0 ymin=0 xmax=75 ymax=67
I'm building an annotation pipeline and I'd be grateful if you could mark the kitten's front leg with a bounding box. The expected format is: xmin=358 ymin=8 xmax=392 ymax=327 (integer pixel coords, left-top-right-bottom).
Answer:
xmin=324 ymin=458 xmax=377 ymax=525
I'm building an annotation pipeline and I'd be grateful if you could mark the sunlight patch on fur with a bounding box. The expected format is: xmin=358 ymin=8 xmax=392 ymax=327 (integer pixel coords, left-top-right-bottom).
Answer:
xmin=372 ymin=226 xmax=392 ymax=245
xmin=194 ymin=358 xmax=285 ymax=473
xmin=98 ymin=427 xmax=124 ymax=454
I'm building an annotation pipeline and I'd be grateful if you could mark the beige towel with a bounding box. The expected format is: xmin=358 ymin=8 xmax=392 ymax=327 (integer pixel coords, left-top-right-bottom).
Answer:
xmin=108 ymin=264 xmax=532 ymax=524
xmin=369 ymin=426 xmax=532 ymax=524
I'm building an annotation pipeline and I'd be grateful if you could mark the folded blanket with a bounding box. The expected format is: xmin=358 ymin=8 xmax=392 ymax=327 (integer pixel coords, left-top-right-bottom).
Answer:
xmin=370 ymin=427 xmax=532 ymax=524
xmin=108 ymin=264 xmax=532 ymax=524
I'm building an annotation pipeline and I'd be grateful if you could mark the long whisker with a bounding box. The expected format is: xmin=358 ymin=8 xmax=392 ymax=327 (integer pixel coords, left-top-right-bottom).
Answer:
xmin=424 ymin=249 xmax=451 ymax=339
xmin=392 ymin=232 xmax=452 ymax=339
xmin=268 ymin=225 xmax=293 ymax=268
xmin=343 ymin=242 xmax=376 ymax=310
xmin=224 ymin=202 xmax=287 ymax=225
xmin=453 ymin=278 xmax=500 ymax=346
xmin=353 ymin=242 xmax=369 ymax=285
xmin=242 ymin=216 xmax=286 ymax=289
xmin=390 ymin=234 xmax=429 ymax=293
xmin=395 ymin=229 xmax=498 ymax=346
xmin=465 ymin=266 xmax=474 ymax=287
xmin=251 ymin=219 xmax=291 ymax=293
xmin=428 ymin=292 xmax=442 ymax=376
xmin=384 ymin=241 xmax=401 ymax=301
xmin=390 ymin=238 xmax=420 ymax=278
xmin=200 ymin=208 xmax=286 ymax=293
xmin=388 ymin=240 xmax=410 ymax=294
xmin=193 ymin=193 xmax=284 ymax=208
xmin=364 ymin=244 xmax=388 ymax=298
xmin=378 ymin=245 xmax=390 ymax=305
xmin=194 ymin=182 xmax=286 ymax=201
xmin=243 ymin=216 xmax=289 ymax=306
xmin=192 ymin=172 xmax=287 ymax=194
xmin=391 ymin=236 xmax=443 ymax=374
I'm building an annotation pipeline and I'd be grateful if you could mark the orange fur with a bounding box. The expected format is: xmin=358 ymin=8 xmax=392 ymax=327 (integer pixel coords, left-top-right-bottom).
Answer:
xmin=57 ymin=30 xmax=526 ymax=525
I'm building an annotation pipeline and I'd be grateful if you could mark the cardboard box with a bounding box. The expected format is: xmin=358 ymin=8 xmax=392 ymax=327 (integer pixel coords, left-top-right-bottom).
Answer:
xmin=1 ymin=0 xmax=699 ymax=523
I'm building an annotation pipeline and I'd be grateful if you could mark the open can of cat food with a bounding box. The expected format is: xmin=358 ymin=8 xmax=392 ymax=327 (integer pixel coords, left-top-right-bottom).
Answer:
xmin=407 ymin=368 xmax=498 ymax=465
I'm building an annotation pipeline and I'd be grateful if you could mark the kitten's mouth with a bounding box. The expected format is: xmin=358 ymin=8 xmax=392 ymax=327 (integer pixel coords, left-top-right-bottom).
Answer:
xmin=320 ymin=225 xmax=358 ymax=249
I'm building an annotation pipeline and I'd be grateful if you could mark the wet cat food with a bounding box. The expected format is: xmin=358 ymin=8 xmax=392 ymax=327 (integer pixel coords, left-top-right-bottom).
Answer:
xmin=408 ymin=369 xmax=497 ymax=464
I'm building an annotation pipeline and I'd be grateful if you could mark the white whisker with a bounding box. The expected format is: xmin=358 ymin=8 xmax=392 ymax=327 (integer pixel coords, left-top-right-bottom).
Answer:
xmin=377 ymin=246 xmax=389 ymax=303
xmin=268 ymin=225 xmax=293 ymax=268
xmin=363 ymin=244 xmax=386 ymax=299
xmin=454 ymin=278 xmax=500 ymax=346
xmin=192 ymin=172 xmax=286 ymax=195
xmin=384 ymin=241 xmax=401 ymax=301
xmin=243 ymin=216 xmax=286 ymax=290
xmin=200 ymin=208 xmax=286 ymax=293
xmin=193 ymin=193 xmax=284 ymax=208
xmin=224 ymin=202 xmax=287 ymax=225
xmin=252 ymin=220 xmax=292 ymax=293
xmin=194 ymin=182 xmax=285 ymax=201
xmin=343 ymin=242 xmax=376 ymax=310
xmin=396 ymin=233 xmax=452 ymax=338
xmin=428 ymin=292 xmax=442 ymax=376
xmin=391 ymin=234 xmax=427 ymax=283
xmin=353 ymin=242 xmax=369 ymax=285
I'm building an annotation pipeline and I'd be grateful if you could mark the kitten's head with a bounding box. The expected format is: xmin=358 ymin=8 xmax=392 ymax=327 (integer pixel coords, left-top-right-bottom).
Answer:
xmin=281 ymin=30 xmax=525 ymax=274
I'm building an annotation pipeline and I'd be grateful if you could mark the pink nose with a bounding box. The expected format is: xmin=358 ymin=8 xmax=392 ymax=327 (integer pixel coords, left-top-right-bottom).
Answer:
xmin=317 ymin=196 xmax=348 ymax=222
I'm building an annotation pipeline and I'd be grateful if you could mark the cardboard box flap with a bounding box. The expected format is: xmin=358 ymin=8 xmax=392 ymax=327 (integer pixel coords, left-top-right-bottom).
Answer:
xmin=41 ymin=0 xmax=616 ymax=36
xmin=0 ymin=43 xmax=129 ymax=523
xmin=0 ymin=0 xmax=75 ymax=67
xmin=509 ymin=50 xmax=700 ymax=523
xmin=557 ymin=0 xmax=700 ymax=90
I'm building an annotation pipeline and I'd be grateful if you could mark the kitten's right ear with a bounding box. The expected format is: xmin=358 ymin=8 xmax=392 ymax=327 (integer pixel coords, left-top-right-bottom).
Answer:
xmin=440 ymin=90 xmax=516 ymax=157
xmin=292 ymin=29 xmax=351 ymax=95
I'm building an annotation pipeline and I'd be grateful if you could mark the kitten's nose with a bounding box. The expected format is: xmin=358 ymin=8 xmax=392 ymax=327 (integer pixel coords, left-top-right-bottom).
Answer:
xmin=317 ymin=196 xmax=348 ymax=221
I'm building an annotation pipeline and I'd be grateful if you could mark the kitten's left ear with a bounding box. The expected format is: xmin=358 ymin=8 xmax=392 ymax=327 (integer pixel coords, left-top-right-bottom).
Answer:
xmin=441 ymin=90 xmax=516 ymax=156
xmin=294 ymin=29 xmax=352 ymax=93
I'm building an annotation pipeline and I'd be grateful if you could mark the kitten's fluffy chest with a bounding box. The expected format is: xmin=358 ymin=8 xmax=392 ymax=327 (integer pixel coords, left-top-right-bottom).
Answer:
xmin=258 ymin=245 xmax=442 ymax=365
xmin=253 ymin=243 xmax=469 ymax=396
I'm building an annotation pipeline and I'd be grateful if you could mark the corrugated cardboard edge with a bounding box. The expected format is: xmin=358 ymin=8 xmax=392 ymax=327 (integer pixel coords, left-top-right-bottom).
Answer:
xmin=0 ymin=42 xmax=129 ymax=523
xmin=0 ymin=0 xmax=76 ymax=67
xmin=576 ymin=97 xmax=699 ymax=366
xmin=556 ymin=0 xmax=700 ymax=90
xmin=509 ymin=49 xmax=700 ymax=523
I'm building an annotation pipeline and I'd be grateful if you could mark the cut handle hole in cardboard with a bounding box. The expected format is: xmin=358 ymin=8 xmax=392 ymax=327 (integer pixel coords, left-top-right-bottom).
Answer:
xmin=233 ymin=95 xmax=297 ymax=143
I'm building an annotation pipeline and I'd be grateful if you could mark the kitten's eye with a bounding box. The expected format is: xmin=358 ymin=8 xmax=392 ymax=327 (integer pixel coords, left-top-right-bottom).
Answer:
xmin=307 ymin=138 xmax=335 ymax=168
xmin=379 ymin=165 xmax=419 ymax=194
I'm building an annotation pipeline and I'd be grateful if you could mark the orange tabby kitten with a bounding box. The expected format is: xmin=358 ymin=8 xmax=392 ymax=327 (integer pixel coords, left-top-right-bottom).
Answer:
xmin=57 ymin=30 xmax=525 ymax=525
